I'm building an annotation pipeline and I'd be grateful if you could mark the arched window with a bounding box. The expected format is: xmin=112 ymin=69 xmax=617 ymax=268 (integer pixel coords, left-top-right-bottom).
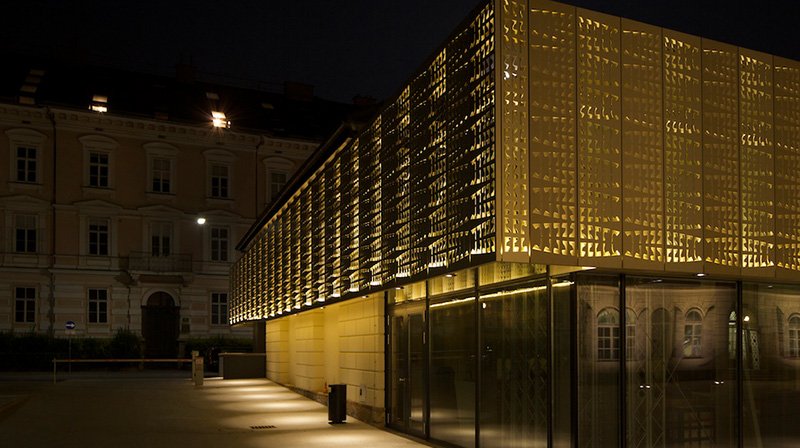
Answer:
xmin=597 ymin=308 xmax=619 ymax=361
xmin=683 ymin=309 xmax=703 ymax=357
xmin=789 ymin=315 xmax=800 ymax=358
xmin=626 ymin=309 xmax=636 ymax=360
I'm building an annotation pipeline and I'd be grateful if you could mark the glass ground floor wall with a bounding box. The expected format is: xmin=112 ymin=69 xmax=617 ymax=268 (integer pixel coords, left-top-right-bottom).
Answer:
xmin=386 ymin=263 xmax=800 ymax=448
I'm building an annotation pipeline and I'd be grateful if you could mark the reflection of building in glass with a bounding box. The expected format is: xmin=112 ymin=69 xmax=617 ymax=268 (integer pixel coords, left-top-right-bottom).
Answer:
xmin=231 ymin=0 xmax=800 ymax=446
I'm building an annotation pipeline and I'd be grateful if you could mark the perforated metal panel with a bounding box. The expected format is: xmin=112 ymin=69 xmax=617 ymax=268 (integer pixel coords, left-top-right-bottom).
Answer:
xmin=529 ymin=0 xmax=578 ymax=265
xmin=740 ymin=49 xmax=775 ymax=277
xmin=702 ymin=40 xmax=741 ymax=275
xmin=576 ymin=9 xmax=622 ymax=266
xmin=621 ymin=20 xmax=663 ymax=269
xmin=498 ymin=0 xmax=530 ymax=261
xmin=230 ymin=2 xmax=496 ymax=323
xmin=775 ymin=57 xmax=800 ymax=277
xmin=231 ymin=0 xmax=800 ymax=325
xmin=663 ymin=30 xmax=703 ymax=270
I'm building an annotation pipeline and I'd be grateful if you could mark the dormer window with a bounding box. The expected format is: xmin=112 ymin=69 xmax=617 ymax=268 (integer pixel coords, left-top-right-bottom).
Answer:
xmin=91 ymin=95 xmax=108 ymax=113
xmin=211 ymin=111 xmax=230 ymax=128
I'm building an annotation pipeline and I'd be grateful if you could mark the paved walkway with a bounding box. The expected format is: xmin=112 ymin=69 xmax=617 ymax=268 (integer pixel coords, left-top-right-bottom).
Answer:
xmin=0 ymin=372 xmax=432 ymax=448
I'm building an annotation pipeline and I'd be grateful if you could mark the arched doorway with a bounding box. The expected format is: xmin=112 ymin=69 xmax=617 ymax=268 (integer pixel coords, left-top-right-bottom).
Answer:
xmin=141 ymin=292 xmax=180 ymax=358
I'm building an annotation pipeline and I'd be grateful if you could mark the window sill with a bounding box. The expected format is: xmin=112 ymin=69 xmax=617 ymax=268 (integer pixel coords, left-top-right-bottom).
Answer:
xmin=82 ymin=186 xmax=115 ymax=197
xmin=8 ymin=181 xmax=43 ymax=193
xmin=206 ymin=197 xmax=234 ymax=207
xmin=146 ymin=191 xmax=176 ymax=202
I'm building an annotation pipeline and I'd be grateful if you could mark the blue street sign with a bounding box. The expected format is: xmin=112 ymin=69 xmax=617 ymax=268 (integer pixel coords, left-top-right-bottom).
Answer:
xmin=65 ymin=321 xmax=76 ymax=330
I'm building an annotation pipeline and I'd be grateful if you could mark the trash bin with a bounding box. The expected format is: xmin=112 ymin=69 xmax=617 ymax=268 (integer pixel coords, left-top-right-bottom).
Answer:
xmin=328 ymin=384 xmax=347 ymax=423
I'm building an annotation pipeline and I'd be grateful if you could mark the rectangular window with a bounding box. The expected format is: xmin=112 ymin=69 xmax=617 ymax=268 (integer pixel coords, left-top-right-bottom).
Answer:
xmin=151 ymin=222 xmax=172 ymax=256
xmin=14 ymin=287 xmax=36 ymax=323
xmin=211 ymin=226 xmax=229 ymax=261
xmin=88 ymin=219 xmax=109 ymax=255
xmin=210 ymin=164 xmax=229 ymax=198
xmin=211 ymin=292 xmax=228 ymax=325
xmin=88 ymin=288 xmax=108 ymax=323
xmin=151 ymin=158 xmax=172 ymax=193
xmin=14 ymin=214 xmax=37 ymax=253
xmin=16 ymin=146 xmax=38 ymax=183
xmin=270 ymin=171 xmax=287 ymax=201
xmin=89 ymin=152 xmax=109 ymax=187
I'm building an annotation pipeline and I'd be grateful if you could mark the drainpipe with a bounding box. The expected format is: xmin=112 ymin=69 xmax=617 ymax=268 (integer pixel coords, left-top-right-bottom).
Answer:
xmin=44 ymin=107 xmax=58 ymax=336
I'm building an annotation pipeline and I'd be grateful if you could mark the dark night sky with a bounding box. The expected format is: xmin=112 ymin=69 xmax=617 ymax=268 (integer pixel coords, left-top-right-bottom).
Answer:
xmin=2 ymin=0 xmax=798 ymax=103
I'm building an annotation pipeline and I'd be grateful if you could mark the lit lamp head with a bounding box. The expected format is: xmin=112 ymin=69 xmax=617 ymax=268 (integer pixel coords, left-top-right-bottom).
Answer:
xmin=196 ymin=217 xmax=206 ymax=225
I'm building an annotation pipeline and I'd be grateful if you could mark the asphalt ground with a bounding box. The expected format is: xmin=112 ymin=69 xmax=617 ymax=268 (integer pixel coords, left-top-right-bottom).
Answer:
xmin=0 ymin=371 xmax=432 ymax=448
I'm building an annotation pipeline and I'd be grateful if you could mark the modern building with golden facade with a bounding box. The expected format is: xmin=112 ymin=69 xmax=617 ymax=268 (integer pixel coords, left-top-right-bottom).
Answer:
xmin=0 ymin=57 xmax=348 ymax=357
xmin=231 ymin=0 xmax=800 ymax=446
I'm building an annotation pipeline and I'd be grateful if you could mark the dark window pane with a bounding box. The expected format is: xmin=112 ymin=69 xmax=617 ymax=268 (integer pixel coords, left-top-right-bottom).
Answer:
xmin=578 ymin=275 xmax=619 ymax=448
xmin=430 ymin=295 xmax=475 ymax=448
xmin=480 ymin=282 xmax=548 ymax=447
xmin=744 ymin=284 xmax=800 ymax=445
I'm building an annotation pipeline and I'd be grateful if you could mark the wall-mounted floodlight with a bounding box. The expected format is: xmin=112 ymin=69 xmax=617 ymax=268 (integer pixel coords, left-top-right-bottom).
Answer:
xmin=196 ymin=217 xmax=206 ymax=225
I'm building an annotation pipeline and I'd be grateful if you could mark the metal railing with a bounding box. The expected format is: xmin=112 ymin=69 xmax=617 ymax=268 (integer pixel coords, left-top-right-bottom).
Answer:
xmin=51 ymin=357 xmax=193 ymax=383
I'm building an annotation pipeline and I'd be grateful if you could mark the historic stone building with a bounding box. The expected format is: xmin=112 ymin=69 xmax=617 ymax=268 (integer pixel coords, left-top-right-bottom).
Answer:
xmin=0 ymin=57 xmax=348 ymax=356
xmin=232 ymin=0 xmax=800 ymax=446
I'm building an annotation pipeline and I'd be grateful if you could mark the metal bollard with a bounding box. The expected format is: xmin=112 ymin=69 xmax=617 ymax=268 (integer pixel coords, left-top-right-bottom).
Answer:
xmin=191 ymin=350 xmax=204 ymax=386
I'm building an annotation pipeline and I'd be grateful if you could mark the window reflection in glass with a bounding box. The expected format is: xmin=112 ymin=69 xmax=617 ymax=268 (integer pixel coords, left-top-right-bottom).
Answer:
xmin=626 ymin=278 xmax=735 ymax=447
xmin=743 ymin=283 xmax=800 ymax=446
xmin=578 ymin=275 xmax=620 ymax=448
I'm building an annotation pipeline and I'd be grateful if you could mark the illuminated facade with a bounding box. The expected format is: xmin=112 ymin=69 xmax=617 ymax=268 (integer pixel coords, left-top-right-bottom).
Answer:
xmin=231 ymin=0 xmax=800 ymax=446
xmin=0 ymin=59 xmax=347 ymax=356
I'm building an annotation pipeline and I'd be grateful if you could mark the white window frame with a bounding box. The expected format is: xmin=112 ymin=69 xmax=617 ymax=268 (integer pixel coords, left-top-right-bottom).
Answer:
xmin=88 ymin=288 xmax=109 ymax=324
xmin=789 ymin=315 xmax=800 ymax=358
xmin=14 ymin=214 xmax=38 ymax=253
xmin=209 ymin=163 xmax=230 ymax=198
xmin=269 ymin=170 xmax=288 ymax=202
xmin=6 ymin=129 xmax=46 ymax=185
xmin=204 ymin=149 xmax=236 ymax=200
xmin=150 ymin=221 xmax=173 ymax=257
xmin=80 ymin=135 xmax=118 ymax=190
xmin=263 ymin=156 xmax=294 ymax=204
xmin=683 ymin=309 xmax=703 ymax=358
xmin=210 ymin=225 xmax=229 ymax=262
xmin=88 ymin=151 xmax=110 ymax=187
xmin=88 ymin=218 xmax=110 ymax=256
xmin=150 ymin=157 xmax=173 ymax=193
xmin=14 ymin=286 xmax=37 ymax=324
xmin=211 ymin=292 xmax=228 ymax=325
xmin=144 ymin=143 xmax=179 ymax=195
xmin=597 ymin=308 xmax=620 ymax=361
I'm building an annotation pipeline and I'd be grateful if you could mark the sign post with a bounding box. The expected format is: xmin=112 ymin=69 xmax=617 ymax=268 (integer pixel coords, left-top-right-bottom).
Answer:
xmin=65 ymin=321 xmax=76 ymax=373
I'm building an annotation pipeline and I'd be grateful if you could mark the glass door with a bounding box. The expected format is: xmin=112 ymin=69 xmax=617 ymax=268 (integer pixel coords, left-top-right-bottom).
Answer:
xmin=390 ymin=305 xmax=426 ymax=436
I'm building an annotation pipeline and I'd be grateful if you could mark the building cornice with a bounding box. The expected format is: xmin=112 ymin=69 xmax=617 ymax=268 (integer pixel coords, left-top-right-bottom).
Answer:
xmin=0 ymin=102 xmax=319 ymax=155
